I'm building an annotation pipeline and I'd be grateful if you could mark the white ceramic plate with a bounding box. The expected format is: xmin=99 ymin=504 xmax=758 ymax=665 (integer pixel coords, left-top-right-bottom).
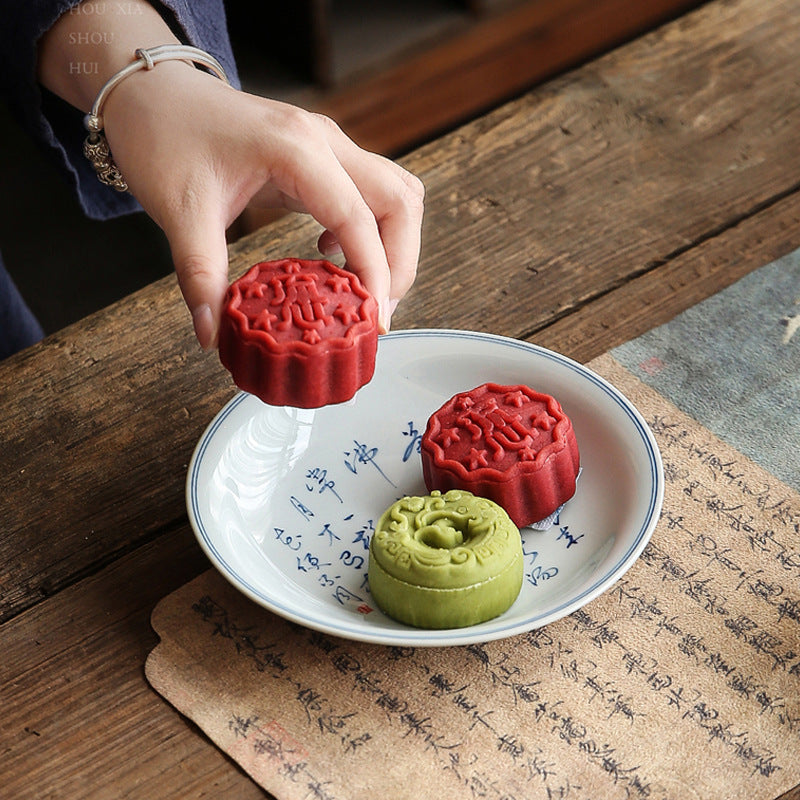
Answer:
xmin=187 ymin=329 xmax=663 ymax=646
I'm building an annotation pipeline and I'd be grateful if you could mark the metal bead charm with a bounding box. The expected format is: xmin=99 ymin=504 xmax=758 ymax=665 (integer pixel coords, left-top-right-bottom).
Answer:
xmin=83 ymin=131 xmax=128 ymax=192
xmin=83 ymin=113 xmax=103 ymax=133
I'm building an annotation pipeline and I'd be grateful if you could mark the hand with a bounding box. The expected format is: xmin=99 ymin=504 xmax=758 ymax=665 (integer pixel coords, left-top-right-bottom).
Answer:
xmin=103 ymin=62 xmax=425 ymax=347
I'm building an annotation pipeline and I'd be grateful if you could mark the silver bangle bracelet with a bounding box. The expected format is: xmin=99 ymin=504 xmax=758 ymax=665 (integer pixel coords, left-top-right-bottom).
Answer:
xmin=82 ymin=44 xmax=230 ymax=193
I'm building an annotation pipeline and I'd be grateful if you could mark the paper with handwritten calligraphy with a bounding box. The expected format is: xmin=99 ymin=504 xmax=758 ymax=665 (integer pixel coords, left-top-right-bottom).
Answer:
xmin=147 ymin=352 xmax=800 ymax=800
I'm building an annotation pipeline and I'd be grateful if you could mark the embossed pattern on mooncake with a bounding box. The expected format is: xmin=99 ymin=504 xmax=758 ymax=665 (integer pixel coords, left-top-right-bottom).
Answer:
xmin=368 ymin=489 xmax=523 ymax=629
xmin=218 ymin=258 xmax=379 ymax=408
xmin=420 ymin=383 xmax=580 ymax=527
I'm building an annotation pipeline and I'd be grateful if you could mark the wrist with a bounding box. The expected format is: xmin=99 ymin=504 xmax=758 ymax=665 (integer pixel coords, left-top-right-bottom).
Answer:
xmin=80 ymin=47 xmax=231 ymax=193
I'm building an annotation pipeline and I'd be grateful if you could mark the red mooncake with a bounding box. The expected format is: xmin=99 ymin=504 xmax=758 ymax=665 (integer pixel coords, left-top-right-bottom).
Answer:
xmin=218 ymin=258 xmax=379 ymax=408
xmin=420 ymin=383 xmax=580 ymax=527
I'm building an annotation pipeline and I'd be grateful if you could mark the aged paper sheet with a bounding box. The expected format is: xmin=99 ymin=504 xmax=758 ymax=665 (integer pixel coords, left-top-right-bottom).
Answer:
xmin=146 ymin=355 xmax=800 ymax=800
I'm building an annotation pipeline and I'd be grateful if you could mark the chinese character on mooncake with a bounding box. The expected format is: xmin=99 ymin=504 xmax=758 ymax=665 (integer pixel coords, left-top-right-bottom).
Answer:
xmin=218 ymin=258 xmax=379 ymax=408
xmin=420 ymin=383 xmax=580 ymax=527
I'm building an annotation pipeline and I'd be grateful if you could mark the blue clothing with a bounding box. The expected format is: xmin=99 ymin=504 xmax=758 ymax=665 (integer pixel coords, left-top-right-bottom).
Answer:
xmin=0 ymin=0 xmax=240 ymax=358
xmin=0 ymin=259 xmax=44 ymax=360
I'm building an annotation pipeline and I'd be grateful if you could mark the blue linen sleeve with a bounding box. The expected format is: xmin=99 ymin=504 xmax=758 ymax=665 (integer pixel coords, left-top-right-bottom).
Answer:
xmin=0 ymin=0 xmax=241 ymax=220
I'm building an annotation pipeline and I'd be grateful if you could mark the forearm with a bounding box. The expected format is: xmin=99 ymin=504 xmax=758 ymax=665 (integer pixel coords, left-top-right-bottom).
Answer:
xmin=30 ymin=0 xmax=423 ymax=345
xmin=36 ymin=0 xmax=181 ymax=113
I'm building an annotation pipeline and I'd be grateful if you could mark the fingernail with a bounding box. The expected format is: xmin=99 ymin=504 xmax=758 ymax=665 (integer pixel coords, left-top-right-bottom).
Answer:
xmin=319 ymin=240 xmax=343 ymax=256
xmin=192 ymin=303 xmax=216 ymax=350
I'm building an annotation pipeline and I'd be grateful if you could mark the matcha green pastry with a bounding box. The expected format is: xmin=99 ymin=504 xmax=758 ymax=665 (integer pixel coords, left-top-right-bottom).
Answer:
xmin=368 ymin=489 xmax=524 ymax=629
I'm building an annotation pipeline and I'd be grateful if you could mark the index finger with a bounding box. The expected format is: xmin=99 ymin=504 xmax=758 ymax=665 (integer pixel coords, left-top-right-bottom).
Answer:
xmin=269 ymin=136 xmax=394 ymax=330
xmin=325 ymin=133 xmax=425 ymax=304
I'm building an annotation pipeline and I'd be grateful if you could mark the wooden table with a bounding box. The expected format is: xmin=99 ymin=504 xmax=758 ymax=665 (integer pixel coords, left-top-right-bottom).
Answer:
xmin=2 ymin=0 xmax=799 ymax=796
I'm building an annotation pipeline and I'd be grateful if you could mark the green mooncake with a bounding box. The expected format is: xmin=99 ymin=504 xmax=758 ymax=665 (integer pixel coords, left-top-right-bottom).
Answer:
xmin=368 ymin=489 xmax=523 ymax=629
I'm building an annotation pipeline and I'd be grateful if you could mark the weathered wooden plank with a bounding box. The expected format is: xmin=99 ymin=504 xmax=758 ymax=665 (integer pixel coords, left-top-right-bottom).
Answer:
xmin=396 ymin=0 xmax=800 ymax=337
xmin=529 ymin=188 xmax=800 ymax=361
xmin=0 ymin=222 xmax=317 ymax=625
xmin=308 ymin=0 xmax=707 ymax=155
xmin=0 ymin=524 xmax=268 ymax=799
xmin=3 ymin=0 xmax=800 ymax=625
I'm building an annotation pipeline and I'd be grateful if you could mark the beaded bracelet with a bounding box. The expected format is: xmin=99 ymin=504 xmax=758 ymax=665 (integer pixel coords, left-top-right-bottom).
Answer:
xmin=82 ymin=44 xmax=230 ymax=192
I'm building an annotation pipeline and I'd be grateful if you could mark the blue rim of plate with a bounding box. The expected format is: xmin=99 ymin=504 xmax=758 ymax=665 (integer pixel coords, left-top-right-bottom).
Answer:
xmin=187 ymin=329 xmax=664 ymax=646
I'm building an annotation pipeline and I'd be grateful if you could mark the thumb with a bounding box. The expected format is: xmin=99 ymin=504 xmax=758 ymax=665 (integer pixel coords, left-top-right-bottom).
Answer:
xmin=165 ymin=211 xmax=231 ymax=350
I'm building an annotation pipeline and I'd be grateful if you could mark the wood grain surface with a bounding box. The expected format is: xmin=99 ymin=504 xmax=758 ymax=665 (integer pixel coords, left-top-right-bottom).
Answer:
xmin=310 ymin=0 xmax=707 ymax=154
xmin=2 ymin=0 xmax=799 ymax=797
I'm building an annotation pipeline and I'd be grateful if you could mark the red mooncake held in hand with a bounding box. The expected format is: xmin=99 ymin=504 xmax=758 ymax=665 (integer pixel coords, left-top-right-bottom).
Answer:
xmin=420 ymin=383 xmax=580 ymax=528
xmin=218 ymin=258 xmax=379 ymax=408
